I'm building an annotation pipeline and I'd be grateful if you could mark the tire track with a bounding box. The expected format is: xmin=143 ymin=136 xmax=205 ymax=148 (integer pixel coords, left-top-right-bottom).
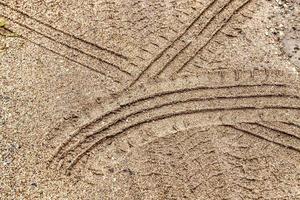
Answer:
xmin=50 ymin=68 xmax=297 ymax=162
xmin=52 ymin=84 xmax=285 ymax=163
xmin=129 ymin=0 xmax=253 ymax=86
xmin=66 ymin=106 xmax=300 ymax=171
xmin=57 ymin=91 xmax=295 ymax=161
xmin=0 ymin=1 xmax=127 ymax=59
xmin=2 ymin=27 xmax=122 ymax=83
xmin=49 ymin=69 xmax=298 ymax=171
xmin=128 ymin=0 xmax=218 ymax=87
xmin=50 ymin=83 xmax=289 ymax=161
xmin=283 ymin=121 xmax=300 ymax=132
xmin=72 ymin=94 xmax=298 ymax=152
xmin=0 ymin=15 xmax=130 ymax=79
xmin=78 ymin=93 xmax=299 ymax=143
xmin=53 ymin=93 xmax=300 ymax=170
xmin=161 ymin=0 xmax=253 ymax=77
xmin=174 ymin=0 xmax=253 ymax=74
xmin=228 ymin=124 xmax=300 ymax=153
xmin=255 ymin=122 xmax=300 ymax=141
xmin=0 ymin=3 xmax=132 ymax=78
xmin=155 ymin=0 xmax=235 ymax=77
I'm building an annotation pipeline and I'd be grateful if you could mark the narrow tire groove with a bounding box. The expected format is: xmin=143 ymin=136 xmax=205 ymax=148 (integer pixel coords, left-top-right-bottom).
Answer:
xmin=50 ymin=83 xmax=290 ymax=162
xmin=254 ymin=122 xmax=300 ymax=141
xmin=228 ymin=125 xmax=300 ymax=153
xmin=66 ymin=106 xmax=300 ymax=171
xmin=128 ymin=0 xmax=219 ymax=88
xmin=0 ymin=14 xmax=132 ymax=77
xmin=0 ymin=1 xmax=128 ymax=60
xmin=155 ymin=0 xmax=235 ymax=77
xmin=175 ymin=0 xmax=252 ymax=74
xmin=58 ymin=92 xmax=299 ymax=160
xmin=2 ymin=27 xmax=124 ymax=83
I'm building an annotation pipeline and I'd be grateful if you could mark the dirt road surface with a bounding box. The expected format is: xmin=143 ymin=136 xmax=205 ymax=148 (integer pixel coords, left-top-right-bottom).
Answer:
xmin=1 ymin=0 xmax=300 ymax=199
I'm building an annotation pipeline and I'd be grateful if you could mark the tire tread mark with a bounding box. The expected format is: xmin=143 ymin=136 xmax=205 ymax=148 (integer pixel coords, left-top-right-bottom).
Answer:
xmin=175 ymin=0 xmax=252 ymax=74
xmin=255 ymin=122 xmax=300 ymax=141
xmin=50 ymin=68 xmax=298 ymax=167
xmin=59 ymin=93 xmax=297 ymax=160
xmin=128 ymin=0 xmax=218 ymax=88
xmin=0 ymin=1 xmax=128 ymax=60
xmin=49 ymin=83 xmax=288 ymax=162
xmin=66 ymin=106 xmax=300 ymax=171
xmin=84 ymin=94 xmax=299 ymax=142
xmin=228 ymin=124 xmax=300 ymax=153
xmin=155 ymin=0 xmax=234 ymax=77
xmin=75 ymin=93 xmax=300 ymax=150
xmin=3 ymin=27 xmax=123 ymax=83
xmin=68 ymin=107 xmax=259 ymax=171
xmin=0 ymin=14 xmax=132 ymax=77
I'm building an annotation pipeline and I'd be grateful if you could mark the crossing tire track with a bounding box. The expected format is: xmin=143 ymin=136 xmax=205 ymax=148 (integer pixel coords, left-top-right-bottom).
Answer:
xmin=65 ymin=106 xmax=300 ymax=172
xmin=164 ymin=0 xmax=253 ymax=77
xmin=129 ymin=0 xmax=255 ymax=87
xmin=128 ymin=0 xmax=219 ymax=88
xmin=155 ymin=0 xmax=235 ymax=78
xmin=256 ymin=121 xmax=300 ymax=141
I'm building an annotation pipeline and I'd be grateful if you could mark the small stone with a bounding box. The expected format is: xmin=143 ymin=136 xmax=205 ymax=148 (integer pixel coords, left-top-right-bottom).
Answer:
xmin=108 ymin=168 xmax=114 ymax=173
xmin=0 ymin=18 xmax=6 ymax=27
xmin=31 ymin=182 xmax=37 ymax=187
xmin=278 ymin=31 xmax=285 ymax=37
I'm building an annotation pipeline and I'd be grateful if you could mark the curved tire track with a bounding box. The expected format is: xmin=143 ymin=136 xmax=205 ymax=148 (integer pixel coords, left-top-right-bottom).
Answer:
xmin=49 ymin=68 xmax=296 ymax=160
xmin=49 ymin=69 xmax=299 ymax=172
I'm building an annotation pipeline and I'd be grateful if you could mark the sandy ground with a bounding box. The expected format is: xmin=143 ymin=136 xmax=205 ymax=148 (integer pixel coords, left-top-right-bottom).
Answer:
xmin=0 ymin=0 xmax=300 ymax=199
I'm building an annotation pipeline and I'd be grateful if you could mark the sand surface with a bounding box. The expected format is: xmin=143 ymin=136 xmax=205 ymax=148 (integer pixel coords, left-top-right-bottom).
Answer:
xmin=1 ymin=0 xmax=300 ymax=199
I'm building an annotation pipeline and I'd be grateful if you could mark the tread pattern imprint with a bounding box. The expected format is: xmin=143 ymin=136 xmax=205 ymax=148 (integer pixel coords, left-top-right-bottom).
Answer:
xmin=1 ymin=0 xmax=299 ymax=199
xmin=48 ymin=69 xmax=300 ymax=199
